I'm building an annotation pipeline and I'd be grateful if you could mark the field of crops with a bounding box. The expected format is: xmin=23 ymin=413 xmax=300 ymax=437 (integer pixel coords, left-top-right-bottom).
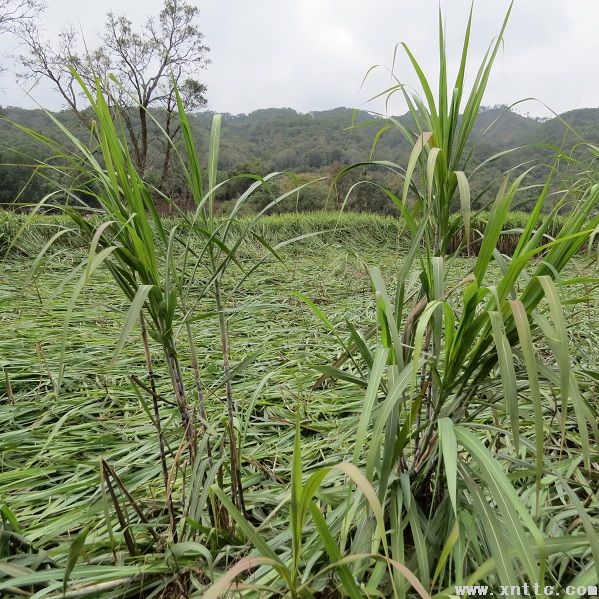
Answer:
xmin=1 ymin=211 xmax=598 ymax=597
xmin=1 ymin=5 xmax=599 ymax=595
xmin=0 ymin=222 xmax=405 ymax=594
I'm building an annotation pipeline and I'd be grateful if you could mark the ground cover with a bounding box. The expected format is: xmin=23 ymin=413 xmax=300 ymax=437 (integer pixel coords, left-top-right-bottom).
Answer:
xmin=1 ymin=222 xmax=597 ymax=596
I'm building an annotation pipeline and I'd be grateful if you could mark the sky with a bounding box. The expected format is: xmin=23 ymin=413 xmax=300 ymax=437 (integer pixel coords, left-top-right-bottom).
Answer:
xmin=0 ymin=0 xmax=598 ymax=118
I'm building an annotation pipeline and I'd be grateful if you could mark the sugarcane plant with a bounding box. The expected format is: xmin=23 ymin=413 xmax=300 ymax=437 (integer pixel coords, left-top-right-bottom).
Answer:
xmin=338 ymin=2 xmax=515 ymax=259
xmin=9 ymin=72 xmax=319 ymax=560
xmin=286 ymin=161 xmax=599 ymax=596
xmin=203 ymin=2 xmax=599 ymax=593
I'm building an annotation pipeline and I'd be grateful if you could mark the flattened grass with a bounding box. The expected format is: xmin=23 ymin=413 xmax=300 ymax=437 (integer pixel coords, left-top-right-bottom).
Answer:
xmin=1 ymin=228 xmax=597 ymax=595
xmin=0 ymin=239 xmax=388 ymax=587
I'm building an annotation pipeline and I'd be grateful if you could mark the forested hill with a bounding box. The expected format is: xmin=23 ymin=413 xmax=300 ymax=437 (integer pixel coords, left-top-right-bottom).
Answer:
xmin=1 ymin=104 xmax=598 ymax=211
xmin=181 ymin=105 xmax=598 ymax=170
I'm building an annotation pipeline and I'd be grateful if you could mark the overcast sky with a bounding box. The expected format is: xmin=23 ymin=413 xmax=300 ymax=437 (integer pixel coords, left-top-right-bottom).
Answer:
xmin=0 ymin=0 xmax=597 ymax=117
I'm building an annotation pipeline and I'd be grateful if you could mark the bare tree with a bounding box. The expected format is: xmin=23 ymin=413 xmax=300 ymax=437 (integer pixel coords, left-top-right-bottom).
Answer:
xmin=17 ymin=0 xmax=210 ymax=179
xmin=0 ymin=0 xmax=39 ymax=33
xmin=0 ymin=0 xmax=41 ymax=73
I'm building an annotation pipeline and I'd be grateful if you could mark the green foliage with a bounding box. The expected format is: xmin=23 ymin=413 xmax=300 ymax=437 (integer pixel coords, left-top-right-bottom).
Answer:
xmin=335 ymin=3 xmax=515 ymax=257
xmin=1 ymin=5 xmax=599 ymax=598
xmin=2 ymin=214 xmax=597 ymax=596
xmin=4 ymin=102 xmax=599 ymax=213
xmin=296 ymin=174 xmax=599 ymax=596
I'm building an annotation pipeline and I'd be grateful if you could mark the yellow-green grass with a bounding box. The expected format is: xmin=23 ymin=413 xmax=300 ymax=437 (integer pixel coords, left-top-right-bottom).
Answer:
xmin=1 ymin=238 xmax=597 ymax=597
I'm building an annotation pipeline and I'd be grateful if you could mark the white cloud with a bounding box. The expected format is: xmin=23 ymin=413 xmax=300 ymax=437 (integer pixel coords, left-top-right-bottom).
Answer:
xmin=1 ymin=0 xmax=598 ymax=116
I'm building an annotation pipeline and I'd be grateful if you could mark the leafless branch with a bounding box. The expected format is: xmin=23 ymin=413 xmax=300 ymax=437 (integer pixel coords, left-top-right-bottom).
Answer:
xmin=15 ymin=0 xmax=209 ymax=180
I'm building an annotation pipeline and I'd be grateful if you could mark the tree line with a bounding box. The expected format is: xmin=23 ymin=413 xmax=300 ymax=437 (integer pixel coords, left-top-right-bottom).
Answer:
xmin=2 ymin=103 xmax=598 ymax=213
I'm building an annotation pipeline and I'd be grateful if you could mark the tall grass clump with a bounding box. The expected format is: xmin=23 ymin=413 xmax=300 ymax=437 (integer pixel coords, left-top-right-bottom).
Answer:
xmin=208 ymin=5 xmax=599 ymax=596
xmin=1 ymin=73 xmax=322 ymax=595
xmin=218 ymin=168 xmax=599 ymax=596
xmin=339 ymin=2 xmax=517 ymax=259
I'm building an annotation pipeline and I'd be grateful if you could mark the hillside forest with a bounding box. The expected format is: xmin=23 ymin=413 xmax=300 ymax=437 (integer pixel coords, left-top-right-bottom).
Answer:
xmin=2 ymin=103 xmax=597 ymax=214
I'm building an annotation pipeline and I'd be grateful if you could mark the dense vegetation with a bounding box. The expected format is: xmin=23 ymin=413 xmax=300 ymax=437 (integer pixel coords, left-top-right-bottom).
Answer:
xmin=1 ymin=206 xmax=598 ymax=597
xmin=1 ymin=5 xmax=598 ymax=599
xmin=2 ymin=103 xmax=599 ymax=213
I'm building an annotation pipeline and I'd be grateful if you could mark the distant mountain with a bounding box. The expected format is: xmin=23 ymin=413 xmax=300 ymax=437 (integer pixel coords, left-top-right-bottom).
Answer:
xmin=2 ymin=104 xmax=599 ymax=211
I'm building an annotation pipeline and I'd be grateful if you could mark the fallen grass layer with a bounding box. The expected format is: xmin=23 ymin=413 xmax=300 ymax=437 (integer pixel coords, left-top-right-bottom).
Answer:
xmin=0 ymin=210 xmax=576 ymax=259
xmin=0 ymin=211 xmax=409 ymax=257
xmin=1 ymin=238 xmax=598 ymax=596
xmin=0 ymin=242 xmax=391 ymax=595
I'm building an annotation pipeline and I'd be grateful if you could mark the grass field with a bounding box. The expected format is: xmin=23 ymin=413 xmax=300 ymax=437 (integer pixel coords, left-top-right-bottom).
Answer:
xmin=1 ymin=214 xmax=598 ymax=597
xmin=0 ymin=222 xmax=402 ymax=594
xmin=1 ymin=11 xmax=599 ymax=594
